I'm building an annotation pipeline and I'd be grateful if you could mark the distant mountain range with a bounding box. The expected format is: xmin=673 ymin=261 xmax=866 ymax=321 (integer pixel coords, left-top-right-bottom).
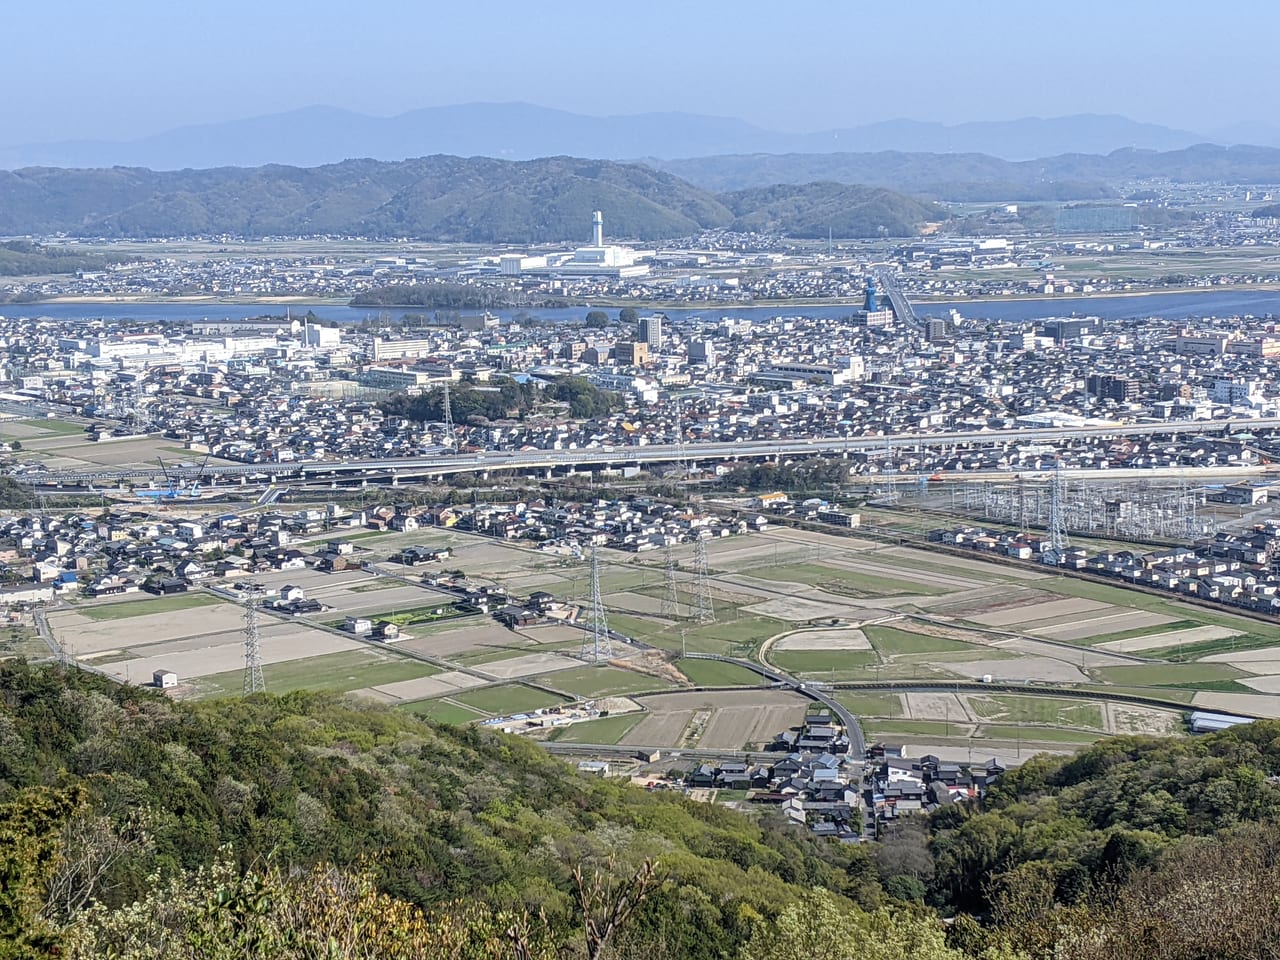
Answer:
xmin=0 ymin=156 xmax=944 ymax=242
xmin=652 ymin=144 xmax=1280 ymax=197
xmin=0 ymin=102 xmax=1260 ymax=171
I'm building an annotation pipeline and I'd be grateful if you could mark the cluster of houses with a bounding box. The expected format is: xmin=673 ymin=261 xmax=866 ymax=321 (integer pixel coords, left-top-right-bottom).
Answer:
xmin=866 ymin=747 xmax=1006 ymax=825
xmin=403 ymin=496 xmax=761 ymax=552
xmin=932 ymin=521 xmax=1280 ymax=614
xmin=680 ymin=713 xmax=1008 ymax=842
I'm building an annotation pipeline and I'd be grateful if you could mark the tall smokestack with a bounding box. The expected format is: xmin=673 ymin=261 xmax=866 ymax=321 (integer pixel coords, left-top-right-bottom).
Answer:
xmin=592 ymin=210 xmax=604 ymax=247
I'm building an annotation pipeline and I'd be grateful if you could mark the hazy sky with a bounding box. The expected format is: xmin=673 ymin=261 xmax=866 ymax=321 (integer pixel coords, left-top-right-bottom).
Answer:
xmin=6 ymin=0 xmax=1275 ymax=142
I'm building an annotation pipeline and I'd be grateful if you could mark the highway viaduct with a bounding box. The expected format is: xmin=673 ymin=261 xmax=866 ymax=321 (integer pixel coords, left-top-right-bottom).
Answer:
xmin=22 ymin=415 xmax=1280 ymax=489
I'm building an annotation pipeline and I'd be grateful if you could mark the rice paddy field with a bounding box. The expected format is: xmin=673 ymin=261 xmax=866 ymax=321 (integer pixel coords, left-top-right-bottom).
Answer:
xmin=41 ymin=510 xmax=1280 ymax=758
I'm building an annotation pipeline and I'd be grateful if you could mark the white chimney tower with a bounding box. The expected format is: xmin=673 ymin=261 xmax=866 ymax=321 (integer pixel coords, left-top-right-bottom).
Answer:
xmin=592 ymin=210 xmax=604 ymax=247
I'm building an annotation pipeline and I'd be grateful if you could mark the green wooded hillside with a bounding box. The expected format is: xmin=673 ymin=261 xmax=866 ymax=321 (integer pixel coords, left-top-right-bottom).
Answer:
xmin=5 ymin=661 xmax=1280 ymax=958
xmin=0 ymin=156 xmax=942 ymax=241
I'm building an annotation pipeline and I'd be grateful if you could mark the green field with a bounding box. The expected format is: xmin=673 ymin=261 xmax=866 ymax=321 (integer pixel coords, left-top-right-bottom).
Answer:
xmin=1101 ymin=684 xmax=1197 ymax=704
xmin=0 ymin=629 xmax=49 ymax=660
xmin=769 ymin=649 xmax=880 ymax=677
xmin=1148 ymin=633 xmax=1280 ymax=662
xmin=677 ymin=658 xmax=766 ymax=687
xmin=608 ymin=612 xmax=787 ymax=657
xmin=326 ymin=603 xmax=463 ymax=629
xmin=451 ymin=684 xmax=571 ymax=716
xmin=548 ymin=667 xmax=673 ymax=698
xmin=834 ymin=691 xmax=904 ymax=718
xmin=399 ymin=699 xmax=487 ymax=725
xmin=1096 ymin=663 xmax=1248 ymax=687
xmin=969 ymin=695 xmax=1104 ymax=729
xmin=548 ymin=713 xmax=643 ymax=744
xmin=195 ymin=649 xmax=438 ymax=698
xmin=1039 ymin=577 xmax=1270 ymax=636
xmin=864 ymin=625 xmax=979 ymax=656
xmin=80 ymin=592 xmax=224 ymax=621
xmin=0 ymin=417 xmax=90 ymax=438
xmin=1076 ymin=619 xmax=1201 ymax=646
xmin=863 ymin=720 xmax=955 ymax=738
xmin=977 ymin=725 xmax=1102 ymax=744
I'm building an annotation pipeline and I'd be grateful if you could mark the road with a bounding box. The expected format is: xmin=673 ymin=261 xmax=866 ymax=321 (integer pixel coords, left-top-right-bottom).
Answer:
xmin=24 ymin=416 xmax=1280 ymax=487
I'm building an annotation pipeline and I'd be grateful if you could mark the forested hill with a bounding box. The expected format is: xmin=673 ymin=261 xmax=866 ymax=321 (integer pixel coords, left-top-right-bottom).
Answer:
xmin=653 ymin=143 xmax=1280 ymax=196
xmin=0 ymin=155 xmax=943 ymax=241
xmin=6 ymin=661 xmax=1280 ymax=958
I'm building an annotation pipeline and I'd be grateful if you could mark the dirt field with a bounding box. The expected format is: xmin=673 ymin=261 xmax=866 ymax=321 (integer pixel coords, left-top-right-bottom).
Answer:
xmin=942 ymin=656 xmax=1091 ymax=684
xmin=903 ymin=692 xmax=973 ymax=722
xmin=620 ymin=689 xmax=809 ymax=748
xmin=1239 ymin=675 xmax=1280 ymax=694
xmin=1106 ymin=702 xmax=1182 ymax=735
xmin=51 ymin=601 xmax=249 ymax=656
xmin=355 ymin=671 xmax=486 ymax=702
xmin=821 ymin=555 xmax=985 ymax=591
xmin=621 ymin=710 xmax=693 ymax=746
xmin=773 ymin=628 xmax=871 ymax=651
xmin=475 ymin=652 xmax=581 ymax=680
xmin=1220 ymin=660 xmax=1280 ymax=676
xmin=394 ymin=622 xmax=523 ymax=657
xmin=968 ymin=597 xmax=1110 ymax=627
xmin=517 ymin=624 xmax=586 ymax=645
xmin=1098 ymin=625 xmax=1243 ymax=653
xmin=606 ymin=591 xmax=672 ymax=615
xmin=741 ymin=595 xmax=863 ymax=621
xmin=700 ymin=703 xmax=810 ymax=749
xmin=1031 ymin=610 xmax=1176 ymax=642
xmin=879 ymin=546 xmax=1049 ymax=581
xmin=1191 ymin=692 xmax=1280 ymax=719
xmin=1201 ymin=645 xmax=1280 ymax=664
xmin=898 ymin=742 xmax=1081 ymax=764
xmin=99 ymin=622 xmax=362 ymax=683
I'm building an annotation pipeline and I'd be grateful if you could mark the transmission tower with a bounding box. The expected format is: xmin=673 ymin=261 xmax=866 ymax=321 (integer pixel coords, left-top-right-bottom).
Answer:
xmin=242 ymin=585 xmax=266 ymax=695
xmin=1045 ymin=462 xmax=1069 ymax=566
xmin=441 ymin=379 xmax=455 ymax=446
xmin=661 ymin=540 xmax=680 ymax=618
xmin=674 ymin=395 xmax=688 ymax=480
xmin=579 ymin=544 xmax=613 ymax=662
xmin=692 ymin=536 xmax=716 ymax=623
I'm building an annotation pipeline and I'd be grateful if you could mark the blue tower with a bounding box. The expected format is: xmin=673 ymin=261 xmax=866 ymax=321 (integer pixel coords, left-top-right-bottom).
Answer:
xmin=863 ymin=278 xmax=878 ymax=312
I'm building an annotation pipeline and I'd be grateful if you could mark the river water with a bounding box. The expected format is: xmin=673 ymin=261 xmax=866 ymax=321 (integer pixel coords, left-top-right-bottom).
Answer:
xmin=5 ymin=288 xmax=1280 ymax=325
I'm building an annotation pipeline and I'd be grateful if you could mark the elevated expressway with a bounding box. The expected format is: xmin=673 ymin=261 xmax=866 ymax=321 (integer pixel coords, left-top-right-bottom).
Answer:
xmin=22 ymin=416 xmax=1280 ymax=490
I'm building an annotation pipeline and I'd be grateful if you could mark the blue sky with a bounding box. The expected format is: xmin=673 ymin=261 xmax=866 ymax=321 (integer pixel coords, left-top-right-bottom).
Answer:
xmin=6 ymin=0 xmax=1274 ymax=142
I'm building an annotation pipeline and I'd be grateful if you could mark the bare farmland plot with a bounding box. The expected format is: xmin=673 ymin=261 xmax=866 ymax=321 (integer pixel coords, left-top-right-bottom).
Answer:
xmin=699 ymin=704 xmax=809 ymax=749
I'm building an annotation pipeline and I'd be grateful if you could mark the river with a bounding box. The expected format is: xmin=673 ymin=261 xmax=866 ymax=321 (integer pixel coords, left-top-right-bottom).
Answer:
xmin=6 ymin=288 xmax=1280 ymax=325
